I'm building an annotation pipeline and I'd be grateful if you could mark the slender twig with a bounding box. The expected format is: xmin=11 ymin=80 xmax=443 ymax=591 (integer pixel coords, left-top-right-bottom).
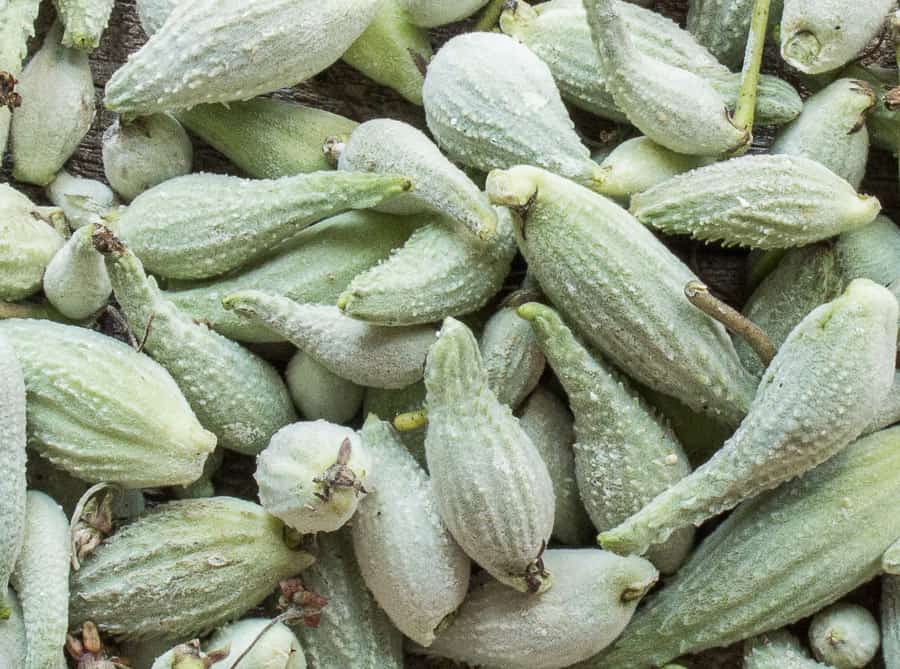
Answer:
xmin=732 ymin=0 xmax=772 ymax=140
xmin=394 ymin=408 xmax=428 ymax=432
xmin=474 ymin=0 xmax=512 ymax=32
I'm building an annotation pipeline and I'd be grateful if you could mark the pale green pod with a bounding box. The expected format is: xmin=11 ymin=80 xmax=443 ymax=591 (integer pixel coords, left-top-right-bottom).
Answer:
xmin=362 ymin=382 xmax=427 ymax=468
xmin=810 ymin=603 xmax=880 ymax=669
xmin=0 ymin=335 xmax=25 ymax=613
xmin=584 ymin=426 xmax=900 ymax=669
xmin=744 ymin=630 xmax=833 ymax=669
xmin=518 ymin=387 xmax=595 ymax=547
xmin=337 ymin=118 xmax=498 ymax=242
xmin=600 ymin=279 xmax=898 ymax=560
xmin=520 ymin=303 xmax=694 ymax=574
xmin=686 ymin=0 xmax=784 ymax=70
xmin=397 ymin=0 xmax=489 ymax=27
xmin=886 ymin=539 xmax=900 ymax=574
xmin=10 ymin=22 xmax=95 ymax=186
xmin=43 ymin=224 xmax=112 ymax=320
xmin=11 ymin=491 xmax=69 ymax=669
xmin=206 ymin=618 xmax=306 ymax=669
xmin=422 ymin=32 xmax=601 ymax=189
xmin=0 ymin=588 xmax=26 ymax=668
xmin=223 ymin=292 xmax=435 ymax=389
xmin=0 ymin=319 xmax=216 ymax=487
xmin=842 ymin=63 xmax=899 ymax=155
xmin=771 ymin=79 xmax=875 ymax=189
xmin=286 ymin=351 xmax=364 ymax=424
xmin=481 ymin=306 xmax=545 ymax=409
xmin=884 ymin=577 xmax=900 ymax=669
xmin=176 ymin=98 xmax=358 ymax=179
xmin=135 ymin=0 xmax=178 ymax=36
xmin=486 ymin=165 xmax=756 ymax=426
xmin=836 ymin=215 xmax=900 ymax=287
xmin=867 ymin=372 xmax=900 ymax=435
xmin=53 ymin=0 xmax=114 ymax=50
xmin=96 ymin=235 xmax=297 ymax=456
xmin=351 ymin=416 xmax=469 ymax=647
xmin=70 ymin=497 xmax=315 ymax=641
xmin=631 ymin=155 xmax=882 ymax=249
xmin=116 ymin=171 xmax=411 ymax=280
xmin=425 ymin=317 xmax=555 ymax=594
xmin=338 ymin=209 xmax=516 ymax=327
xmin=46 ymin=170 xmax=118 ymax=229
xmin=102 ymin=114 xmax=194 ymax=202
xmin=0 ymin=0 xmax=42 ymax=156
xmin=781 ymin=0 xmax=894 ymax=75
xmin=255 ymin=420 xmax=370 ymax=534
xmin=417 ymin=549 xmax=658 ymax=669
xmin=296 ymin=530 xmax=404 ymax=669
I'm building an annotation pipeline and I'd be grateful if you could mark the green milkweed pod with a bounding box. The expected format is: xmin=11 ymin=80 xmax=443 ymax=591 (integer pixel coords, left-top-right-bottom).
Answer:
xmin=135 ymin=0 xmax=178 ymax=36
xmin=0 ymin=334 xmax=25 ymax=616
xmin=744 ymin=629 xmax=833 ymax=669
xmin=687 ymin=0 xmax=785 ymax=70
xmin=53 ymin=0 xmax=114 ymax=50
xmin=0 ymin=0 xmax=42 ymax=157
xmin=43 ymin=224 xmax=112 ymax=320
xmin=0 ymin=587 xmax=26 ymax=667
xmin=810 ymin=603 xmax=881 ymax=669
xmin=884 ymin=576 xmax=900 ymax=669
xmin=481 ymin=304 xmax=546 ymax=409
xmin=203 ymin=618 xmax=306 ymax=669
xmin=836 ymin=215 xmax=900 ymax=287
xmin=286 ymin=351 xmax=364 ymax=424
xmin=397 ymin=0 xmax=490 ymax=27
xmin=46 ymin=170 xmax=118 ymax=230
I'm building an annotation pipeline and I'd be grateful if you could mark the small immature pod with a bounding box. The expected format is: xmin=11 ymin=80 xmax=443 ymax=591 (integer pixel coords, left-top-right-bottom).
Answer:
xmin=397 ymin=0 xmax=490 ymax=27
xmin=687 ymin=0 xmax=785 ymax=70
xmin=809 ymin=603 xmax=881 ymax=669
xmin=204 ymin=618 xmax=306 ymax=669
xmin=46 ymin=170 xmax=118 ymax=229
xmin=0 ymin=0 xmax=42 ymax=156
xmin=135 ymin=0 xmax=178 ymax=36
xmin=884 ymin=577 xmax=900 ymax=669
xmin=0 ymin=335 xmax=26 ymax=612
xmin=255 ymin=421 xmax=371 ymax=534
xmin=53 ymin=0 xmax=115 ymax=50
xmin=0 ymin=588 xmax=26 ymax=668
xmin=481 ymin=304 xmax=546 ymax=409
xmin=286 ymin=351 xmax=364 ymax=424
xmin=744 ymin=629 xmax=833 ymax=669
xmin=43 ymin=224 xmax=112 ymax=320
xmin=836 ymin=215 xmax=900 ymax=287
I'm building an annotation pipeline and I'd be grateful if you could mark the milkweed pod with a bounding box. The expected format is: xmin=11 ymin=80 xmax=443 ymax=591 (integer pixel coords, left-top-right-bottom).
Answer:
xmin=285 ymin=351 xmax=364 ymax=425
xmin=809 ymin=603 xmax=881 ymax=669
xmin=0 ymin=334 xmax=26 ymax=614
xmin=43 ymin=224 xmax=112 ymax=320
xmin=744 ymin=629 xmax=833 ymax=669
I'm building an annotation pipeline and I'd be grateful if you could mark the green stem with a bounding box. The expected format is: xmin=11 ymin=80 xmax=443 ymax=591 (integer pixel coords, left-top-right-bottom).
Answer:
xmin=732 ymin=0 xmax=772 ymax=139
xmin=474 ymin=0 xmax=510 ymax=32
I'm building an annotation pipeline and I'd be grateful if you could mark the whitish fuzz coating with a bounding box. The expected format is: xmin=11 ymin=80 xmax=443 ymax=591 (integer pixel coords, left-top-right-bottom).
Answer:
xmin=135 ymin=0 xmax=178 ymax=36
xmin=10 ymin=22 xmax=95 ymax=186
xmin=351 ymin=416 xmax=470 ymax=646
xmin=70 ymin=497 xmax=315 ymax=641
xmin=687 ymin=0 xmax=785 ymax=69
xmin=0 ymin=0 xmax=42 ymax=156
xmin=0 ymin=588 xmax=26 ymax=667
xmin=487 ymin=165 xmax=756 ymax=426
xmin=0 ymin=335 xmax=25 ymax=613
xmin=631 ymin=155 xmax=881 ymax=249
xmin=204 ymin=618 xmax=306 ymax=669
xmin=600 ymin=279 xmax=898 ymax=557
xmin=417 ymin=549 xmax=658 ymax=669
xmin=116 ymin=171 xmax=412 ymax=280
xmin=338 ymin=118 xmax=497 ymax=242
xmin=0 ymin=319 xmax=215 ymax=487
xmin=520 ymin=304 xmax=694 ymax=573
xmin=53 ymin=0 xmax=114 ymax=50
xmin=102 ymin=114 xmax=193 ymax=202
xmin=398 ymin=0 xmax=489 ymax=27
xmin=255 ymin=421 xmax=371 ymax=534
xmin=744 ymin=630 xmax=834 ymax=669
xmin=43 ymin=224 xmax=112 ymax=320
xmin=224 ymin=291 xmax=435 ymax=389
xmin=104 ymin=0 xmax=382 ymax=115
xmin=588 ymin=427 xmax=900 ymax=669
xmin=809 ymin=603 xmax=881 ymax=669
xmin=424 ymin=317 xmax=555 ymax=594
xmin=11 ymin=491 xmax=70 ymax=669
xmin=836 ymin=215 xmax=900 ymax=287
xmin=884 ymin=577 xmax=900 ymax=669
xmin=339 ymin=209 xmax=516 ymax=327
xmin=481 ymin=305 xmax=546 ymax=409
xmin=423 ymin=32 xmax=601 ymax=189
xmin=45 ymin=171 xmax=118 ymax=229
xmin=286 ymin=351 xmax=364 ymax=424
xmin=781 ymin=0 xmax=895 ymax=75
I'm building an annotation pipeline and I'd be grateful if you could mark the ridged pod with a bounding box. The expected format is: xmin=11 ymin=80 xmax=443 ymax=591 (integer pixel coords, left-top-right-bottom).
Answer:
xmin=425 ymin=317 xmax=555 ymax=593
xmin=809 ymin=603 xmax=881 ymax=669
xmin=135 ymin=0 xmax=177 ymax=36
xmin=351 ymin=416 xmax=469 ymax=646
xmin=43 ymin=224 xmax=112 ymax=320
xmin=486 ymin=165 xmax=756 ymax=425
xmin=286 ymin=351 xmax=364 ymax=424
xmin=362 ymin=382 xmax=427 ymax=468
xmin=104 ymin=0 xmax=382 ymax=114
xmin=46 ymin=170 xmax=118 ymax=229
xmin=836 ymin=215 xmax=900 ymax=286
xmin=884 ymin=577 xmax=900 ymax=669
xmin=481 ymin=305 xmax=546 ymax=409
xmin=744 ymin=630 xmax=833 ymax=669
xmin=397 ymin=0 xmax=489 ymax=27
xmin=0 ymin=0 xmax=42 ymax=156
xmin=631 ymin=155 xmax=882 ymax=249
xmin=0 ymin=335 xmax=25 ymax=614
xmin=204 ymin=618 xmax=306 ymax=669
xmin=687 ymin=0 xmax=784 ymax=69
xmin=0 ymin=319 xmax=215 ymax=487
xmin=601 ymin=280 xmax=898 ymax=558
xmin=53 ymin=0 xmax=114 ymax=50
xmin=0 ymin=588 xmax=26 ymax=667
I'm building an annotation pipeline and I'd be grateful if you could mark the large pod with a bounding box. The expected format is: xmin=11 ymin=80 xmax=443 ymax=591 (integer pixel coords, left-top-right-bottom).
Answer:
xmin=481 ymin=304 xmax=546 ymax=409
xmin=0 ymin=334 xmax=26 ymax=609
xmin=687 ymin=0 xmax=785 ymax=69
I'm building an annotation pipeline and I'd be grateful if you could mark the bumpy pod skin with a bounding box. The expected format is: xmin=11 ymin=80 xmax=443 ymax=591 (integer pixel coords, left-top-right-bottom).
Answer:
xmin=0 ymin=185 xmax=65 ymax=301
xmin=339 ymin=209 xmax=516 ymax=327
xmin=53 ymin=0 xmax=114 ymax=50
xmin=0 ymin=335 xmax=25 ymax=612
xmin=46 ymin=171 xmax=118 ymax=229
xmin=781 ymin=0 xmax=894 ymax=75
xmin=837 ymin=215 xmax=900 ymax=287
xmin=686 ymin=0 xmax=784 ymax=70
xmin=102 ymin=114 xmax=193 ymax=202
xmin=487 ymin=165 xmax=756 ymax=426
xmin=809 ymin=603 xmax=881 ymax=669
xmin=744 ymin=630 xmax=833 ymax=669
xmin=417 ymin=549 xmax=658 ymax=669
xmin=117 ymin=171 xmax=411 ymax=280
xmin=422 ymin=32 xmax=600 ymax=189
xmin=286 ymin=351 xmax=364 ymax=424
xmin=772 ymin=79 xmax=875 ymax=189
xmin=70 ymin=497 xmax=315 ymax=641
xmin=338 ymin=119 xmax=498 ymax=242
xmin=362 ymin=382 xmax=427 ymax=468
xmin=296 ymin=530 xmax=404 ymax=669
xmin=11 ymin=491 xmax=69 ymax=669
xmin=0 ymin=588 xmax=26 ymax=667
xmin=351 ymin=416 xmax=470 ymax=646
xmin=481 ymin=306 xmax=546 ymax=409
xmin=601 ymin=280 xmax=898 ymax=558
xmin=135 ymin=0 xmax=177 ymax=36
xmin=518 ymin=387 xmax=595 ymax=547
xmin=104 ymin=0 xmax=381 ymax=115
xmin=884 ymin=577 xmax=900 ymax=669
xmin=520 ymin=304 xmax=694 ymax=574
xmin=10 ymin=22 xmax=95 ymax=186
xmin=586 ymin=426 xmax=900 ymax=669
xmin=0 ymin=0 xmax=42 ymax=156
xmin=205 ymin=618 xmax=306 ymax=669
xmin=631 ymin=155 xmax=882 ymax=249
xmin=255 ymin=421 xmax=370 ymax=534
xmin=43 ymin=224 xmax=112 ymax=320
xmin=0 ymin=319 xmax=216 ymax=487
xmin=424 ymin=317 xmax=555 ymax=594
xmin=167 ymin=212 xmax=419 ymax=343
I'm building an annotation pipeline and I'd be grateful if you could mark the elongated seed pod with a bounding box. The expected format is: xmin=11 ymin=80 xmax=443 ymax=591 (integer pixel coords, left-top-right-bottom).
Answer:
xmin=744 ymin=630 xmax=833 ymax=669
xmin=363 ymin=382 xmax=427 ymax=468
xmin=836 ymin=215 xmax=900 ymax=286
xmin=600 ymin=279 xmax=897 ymax=560
xmin=520 ymin=304 xmax=694 ymax=573
xmin=223 ymin=292 xmax=435 ymax=389
xmin=0 ymin=335 xmax=25 ymax=614
xmin=135 ymin=0 xmax=178 ymax=36
xmin=0 ymin=0 xmax=42 ymax=156
xmin=46 ymin=170 xmax=118 ymax=229
xmin=286 ymin=351 xmax=364 ymax=424
xmin=10 ymin=22 xmax=95 ymax=186
xmin=70 ymin=497 xmax=315 ymax=640
xmin=296 ymin=530 xmax=404 ymax=669
xmin=351 ymin=416 xmax=469 ymax=646
xmin=0 ymin=319 xmax=216 ymax=487
xmin=884 ymin=577 xmax=900 ymax=669
xmin=481 ymin=306 xmax=546 ymax=409
xmin=687 ymin=0 xmax=784 ymax=70
xmin=486 ymin=165 xmax=756 ymax=425
xmin=43 ymin=224 xmax=112 ymax=320
xmin=95 ymin=234 xmax=296 ymax=455
xmin=205 ymin=618 xmax=306 ymax=669
xmin=53 ymin=0 xmax=114 ymax=50
xmin=0 ymin=587 xmax=26 ymax=667
xmin=397 ymin=0 xmax=489 ymax=27
xmin=425 ymin=317 xmax=555 ymax=593
xmin=423 ymin=32 xmax=601 ymax=189
xmin=810 ymin=603 xmax=881 ymax=669
xmin=417 ymin=549 xmax=657 ymax=669
xmin=12 ymin=491 xmax=69 ymax=669
xmin=105 ymin=0 xmax=382 ymax=115
xmin=116 ymin=171 xmax=411 ymax=280
xmin=631 ymin=155 xmax=881 ymax=249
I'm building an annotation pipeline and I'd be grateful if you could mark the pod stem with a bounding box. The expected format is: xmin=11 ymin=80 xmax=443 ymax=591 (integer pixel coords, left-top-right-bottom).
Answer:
xmin=684 ymin=281 xmax=775 ymax=366
xmin=732 ymin=0 xmax=772 ymax=140
xmin=474 ymin=0 xmax=513 ymax=32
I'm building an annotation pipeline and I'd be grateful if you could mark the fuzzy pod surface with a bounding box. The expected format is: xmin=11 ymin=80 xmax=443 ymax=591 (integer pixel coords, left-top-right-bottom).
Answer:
xmin=809 ymin=603 xmax=881 ymax=669
xmin=42 ymin=224 xmax=112 ymax=320
xmin=0 ymin=334 xmax=26 ymax=613
xmin=836 ymin=215 xmax=900 ymax=287
xmin=687 ymin=0 xmax=784 ymax=69
xmin=481 ymin=305 xmax=546 ymax=409
xmin=286 ymin=351 xmax=364 ymax=424
xmin=397 ymin=0 xmax=489 ymax=27
xmin=135 ymin=0 xmax=178 ymax=35
xmin=0 ymin=0 xmax=42 ymax=156
xmin=53 ymin=0 xmax=114 ymax=50
xmin=205 ymin=618 xmax=306 ymax=669
xmin=743 ymin=629 xmax=833 ymax=669
xmin=45 ymin=171 xmax=118 ymax=229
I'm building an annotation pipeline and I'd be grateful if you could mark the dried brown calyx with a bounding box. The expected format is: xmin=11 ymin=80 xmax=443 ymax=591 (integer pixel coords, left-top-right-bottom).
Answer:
xmin=66 ymin=622 xmax=130 ymax=669
xmin=0 ymin=71 xmax=21 ymax=111
xmin=71 ymin=483 xmax=121 ymax=570
xmin=313 ymin=438 xmax=368 ymax=502
xmin=524 ymin=540 xmax=550 ymax=594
